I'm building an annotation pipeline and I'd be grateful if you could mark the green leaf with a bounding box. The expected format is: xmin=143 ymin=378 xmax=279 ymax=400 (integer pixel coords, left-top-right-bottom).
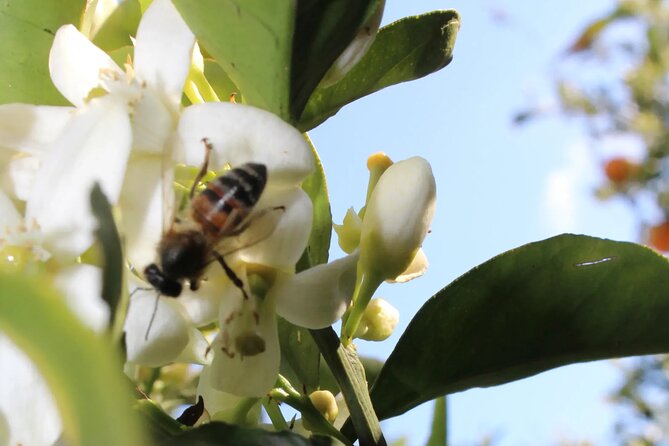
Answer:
xmin=289 ymin=0 xmax=380 ymax=121
xmin=91 ymin=0 xmax=141 ymax=52
xmin=297 ymin=136 xmax=332 ymax=271
xmin=172 ymin=0 xmax=294 ymax=120
xmin=278 ymin=317 xmax=321 ymax=394
xmin=89 ymin=183 xmax=126 ymax=340
xmin=157 ymin=421 xmax=332 ymax=445
xmin=0 ymin=0 xmax=85 ymax=105
xmin=370 ymin=235 xmax=669 ymax=420
xmin=425 ymin=397 xmax=447 ymax=446
xmin=299 ymin=10 xmax=460 ymax=131
xmin=204 ymin=59 xmax=242 ymax=103
xmin=0 ymin=272 xmax=147 ymax=445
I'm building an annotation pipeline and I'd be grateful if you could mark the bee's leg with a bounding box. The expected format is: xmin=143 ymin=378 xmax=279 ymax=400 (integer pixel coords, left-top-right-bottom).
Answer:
xmin=190 ymin=137 xmax=214 ymax=199
xmin=211 ymin=251 xmax=249 ymax=299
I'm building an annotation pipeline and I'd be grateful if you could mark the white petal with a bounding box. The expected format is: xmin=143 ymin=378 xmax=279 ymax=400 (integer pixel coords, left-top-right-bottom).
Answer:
xmin=360 ymin=157 xmax=436 ymax=280
xmin=178 ymin=271 xmax=227 ymax=327
xmin=120 ymin=155 xmax=167 ymax=270
xmin=236 ymin=187 xmax=313 ymax=270
xmin=5 ymin=155 xmax=40 ymax=201
xmin=273 ymin=252 xmax=358 ymax=329
xmin=134 ymin=0 xmax=195 ymax=110
xmin=209 ymin=292 xmax=280 ymax=397
xmin=0 ymin=188 xmax=21 ymax=234
xmin=177 ymin=103 xmax=314 ymax=185
xmin=130 ymin=91 xmax=177 ymax=153
xmin=26 ymin=96 xmax=132 ymax=257
xmin=197 ymin=365 xmax=256 ymax=418
xmin=49 ymin=25 xmax=123 ymax=107
xmin=388 ymin=248 xmax=428 ymax=283
xmin=174 ymin=327 xmax=211 ymax=365
xmin=124 ymin=290 xmax=191 ymax=367
xmin=0 ymin=104 xmax=74 ymax=153
xmin=0 ymin=335 xmax=61 ymax=446
xmin=53 ymin=264 xmax=109 ymax=332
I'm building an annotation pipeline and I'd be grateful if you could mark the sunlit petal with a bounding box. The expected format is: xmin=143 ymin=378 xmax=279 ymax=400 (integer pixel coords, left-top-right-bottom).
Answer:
xmin=124 ymin=291 xmax=191 ymax=367
xmin=53 ymin=264 xmax=108 ymax=333
xmin=120 ymin=155 xmax=167 ymax=270
xmin=0 ymin=104 xmax=73 ymax=154
xmin=273 ymin=252 xmax=358 ymax=329
xmin=49 ymin=25 xmax=123 ymax=107
xmin=177 ymin=103 xmax=314 ymax=185
xmin=0 ymin=335 xmax=61 ymax=446
xmin=179 ymin=271 xmax=227 ymax=327
xmin=131 ymin=91 xmax=176 ymax=153
xmin=26 ymin=96 xmax=132 ymax=257
xmin=387 ymin=248 xmax=428 ymax=283
xmin=0 ymin=188 xmax=21 ymax=233
xmin=209 ymin=292 xmax=280 ymax=397
xmin=237 ymin=187 xmax=313 ymax=270
xmin=134 ymin=0 xmax=195 ymax=111
xmin=5 ymin=155 xmax=40 ymax=201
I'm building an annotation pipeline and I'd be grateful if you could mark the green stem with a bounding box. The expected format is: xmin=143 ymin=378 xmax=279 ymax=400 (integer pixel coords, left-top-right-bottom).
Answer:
xmin=341 ymin=269 xmax=383 ymax=346
xmin=262 ymin=396 xmax=289 ymax=430
xmin=310 ymin=327 xmax=386 ymax=446
xmin=426 ymin=396 xmax=447 ymax=446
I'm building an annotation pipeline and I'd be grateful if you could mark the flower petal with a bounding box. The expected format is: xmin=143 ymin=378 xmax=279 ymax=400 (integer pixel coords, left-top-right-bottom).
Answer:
xmin=177 ymin=103 xmax=314 ymax=185
xmin=5 ymin=155 xmax=40 ymax=201
xmin=119 ymin=155 xmax=167 ymax=270
xmin=124 ymin=290 xmax=191 ymax=367
xmin=236 ymin=187 xmax=313 ymax=270
xmin=209 ymin=288 xmax=280 ymax=397
xmin=0 ymin=104 xmax=74 ymax=154
xmin=387 ymin=248 xmax=428 ymax=283
xmin=197 ymin=365 xmax=261 ymax=421
xmin=174 ymin=327 xmax=210 ymax=365
xmin=0 ymin=188 xmax=21 ymax=233
xmin=53 ymin=264 xmax=109 ymax=333
xmin=273 ymin=252 xmax=358 ymax=329
xmin=0 ymin=335 xmax=61 ymax=446
xmin=134 ymin=0 xmax=195 ymax=110
xmin=49 ymin=25 xmax=123 ymax=107
xmin=178 ymin=270 xmax=227 ymax=327
xmin=26 ymin=95 xmax=132 ymax=257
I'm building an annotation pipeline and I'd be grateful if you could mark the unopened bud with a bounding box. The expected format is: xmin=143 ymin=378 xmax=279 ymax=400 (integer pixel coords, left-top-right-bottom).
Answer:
xmin=309 ymin=390 xmax=339 ymax=424
xmin=356 ymin=298 xmax=399 ymax=341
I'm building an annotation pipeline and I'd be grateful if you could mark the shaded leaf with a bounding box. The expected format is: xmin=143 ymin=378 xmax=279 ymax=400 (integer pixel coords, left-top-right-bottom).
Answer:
xmin=172 ymin=0 xmax=294 ymax=120
xmin=371 ymin=235 xmax=669 ymax=420
xmin=0 ymin=0 xmax=85 ymax=104
xmin=204 ymin=59 xmax=242 ymax=103
xmin=278 ymin=317 xmax=321 ymax=394
xmin=299 ymin=10 xmax=460 ymax=131
xmin=0 ymin=272 xmax=147 ymax=445
xmin=290 ymin=0 xmax=380 ymax=121
xmin=157 ymin=421 xmax=332 ymax=445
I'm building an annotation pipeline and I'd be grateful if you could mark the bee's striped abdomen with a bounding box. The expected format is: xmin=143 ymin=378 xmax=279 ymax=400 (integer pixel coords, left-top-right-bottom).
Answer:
xmin=191 ymin=163 xmax=267 ymax=239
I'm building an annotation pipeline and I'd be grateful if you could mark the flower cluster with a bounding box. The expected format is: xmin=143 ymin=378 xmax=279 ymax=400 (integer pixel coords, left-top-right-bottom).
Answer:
xmin=0 ymin=0 xmax=437 ymax=441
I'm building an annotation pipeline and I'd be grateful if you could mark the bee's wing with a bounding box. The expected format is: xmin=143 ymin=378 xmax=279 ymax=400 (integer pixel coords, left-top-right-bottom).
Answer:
xmin=216 ymin=206 xmax=286 ymax=256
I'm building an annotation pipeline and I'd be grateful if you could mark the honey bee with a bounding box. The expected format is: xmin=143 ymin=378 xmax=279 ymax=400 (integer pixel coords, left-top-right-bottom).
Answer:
xmin=142 ymin=139 xmax=277 ymax=337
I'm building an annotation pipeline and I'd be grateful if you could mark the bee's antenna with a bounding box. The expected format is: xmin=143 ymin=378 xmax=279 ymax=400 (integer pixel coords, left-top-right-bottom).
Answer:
xmin=145 ymin=292 xmax=161 ymax=341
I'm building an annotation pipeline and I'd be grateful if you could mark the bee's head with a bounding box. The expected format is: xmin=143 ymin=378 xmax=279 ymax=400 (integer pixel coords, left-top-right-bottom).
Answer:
xmin=144 ymin=263 xmax=182 ymax=297
xmin=158 ymin=230 xmax=209 ymax=281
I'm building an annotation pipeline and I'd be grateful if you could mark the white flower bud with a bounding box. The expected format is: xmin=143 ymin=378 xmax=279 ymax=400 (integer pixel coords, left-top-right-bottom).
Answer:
xmin=306 ymin=390 xmax=339 ymax=427
xmin=355 ymin=298 xmax=399 ymax=341
xmin=359 ymin=157 xmax=436 ymax=281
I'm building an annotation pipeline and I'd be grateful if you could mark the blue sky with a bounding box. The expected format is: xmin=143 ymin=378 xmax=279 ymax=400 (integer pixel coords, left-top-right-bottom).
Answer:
xmin=310 ymin=0 xmax=638 ymax=444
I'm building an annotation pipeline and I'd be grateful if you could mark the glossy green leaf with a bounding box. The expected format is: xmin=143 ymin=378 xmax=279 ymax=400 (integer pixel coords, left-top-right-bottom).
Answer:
xmin=91 ymin=0 xmax=141 ymax=52
xmin=0 ymin=0 xmax=85 ymax=104
xmin=299 ymin=10 xmax=460 ymax=131
xmin=157 ymin=421 xmax=332 ymax=445
xmin=289 ymin=0 xmax=380 ymax=121
xmin=370 ymin=235 xmax=669 ymax=420
xmin=172 ymin=0 xmax=294 ymax=120
xmin=0 ymin=272 xmax=147 ymax=445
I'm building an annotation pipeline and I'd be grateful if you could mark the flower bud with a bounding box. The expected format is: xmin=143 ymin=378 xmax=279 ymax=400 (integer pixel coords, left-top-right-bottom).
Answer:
xmin=355 ymin=298 xmax=399 ymax=341
xmin=306 ymin=390 xmax=339 ymax=428
xmin=359 ymin=157 xmax=436 ymax=280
